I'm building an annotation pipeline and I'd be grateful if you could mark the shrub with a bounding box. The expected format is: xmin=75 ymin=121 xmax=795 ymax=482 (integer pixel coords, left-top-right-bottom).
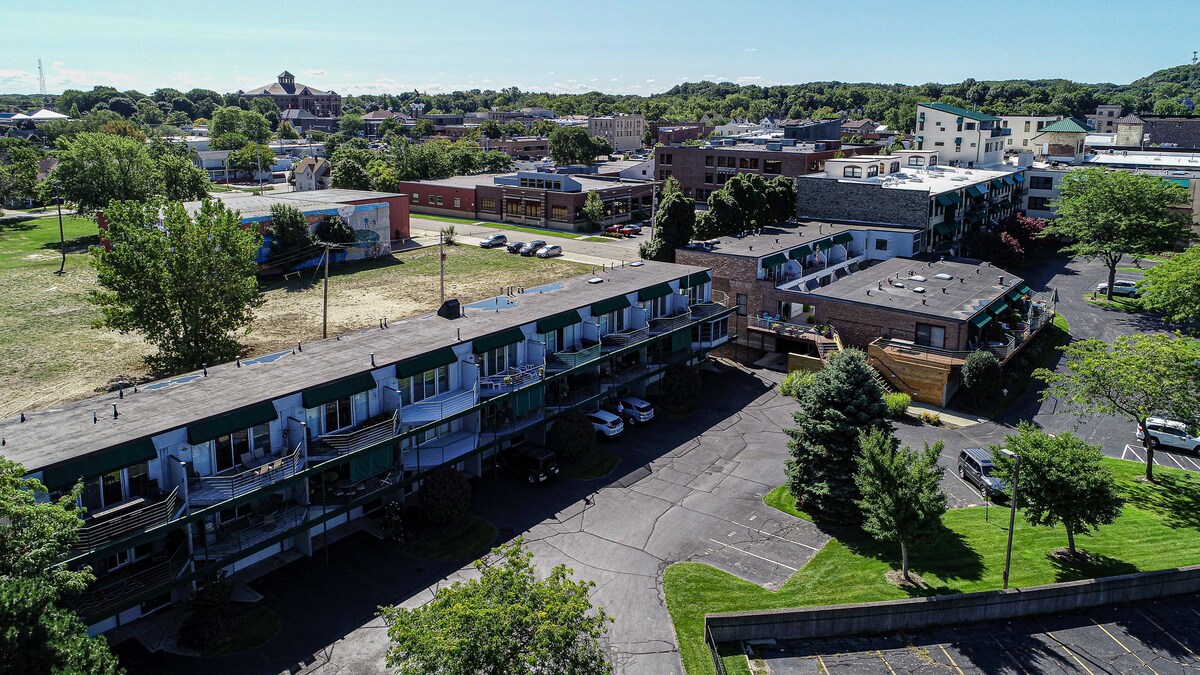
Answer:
xmin=315 ymin=215 xmax=355 ymax=244
xmin=779 ymin=370 xmax=816 ymax=399
xmin=419 ymin=466 xmax=471 ymax=526
xmin=962 ymin=350 xmax=1003 ymax=406
xmin=441 ymin=225 xmax=456 ymax=245
xmin=661 ymin=364 xmax=701 ymax=409
xmin=919 ymin=411 xmax=942 ymax=426
xmin=546 ymin=411 xmax=597 ymax=463
xmin=884 ymin=392 xmax=911 ymax=420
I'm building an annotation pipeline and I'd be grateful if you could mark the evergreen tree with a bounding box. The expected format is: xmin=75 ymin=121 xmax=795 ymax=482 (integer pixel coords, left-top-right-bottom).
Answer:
xmin=638 ymin=191 xmax=694 ymax=262
xmin=786 ymin=349 xmax=891 ymax=522
xmin=581 ymin=189 xmax=604 ymax=231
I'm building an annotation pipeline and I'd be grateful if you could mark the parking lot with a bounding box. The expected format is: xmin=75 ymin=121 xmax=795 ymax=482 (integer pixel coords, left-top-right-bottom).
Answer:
xmin=754 ymin=593 xmax=1200 ymax=674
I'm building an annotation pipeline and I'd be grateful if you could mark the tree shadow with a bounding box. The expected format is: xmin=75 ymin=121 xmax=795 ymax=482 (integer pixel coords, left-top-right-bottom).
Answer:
xmin=1049 ymin=550 xmax=1138 ymax=583
xmin=39 ymin=233 xmax=99 ymax=253
xmin=1119 ymin=471 xmax=1200 ymax=530
xmin=0 ymin=219 xmax=38 ymax=232
xmin=836 ymin=521 xmax=986 ymax=589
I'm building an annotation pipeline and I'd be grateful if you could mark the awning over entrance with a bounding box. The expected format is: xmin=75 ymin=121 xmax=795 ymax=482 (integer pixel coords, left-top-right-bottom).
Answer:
xmin=933 ymin=222 xmax=954 ymax=236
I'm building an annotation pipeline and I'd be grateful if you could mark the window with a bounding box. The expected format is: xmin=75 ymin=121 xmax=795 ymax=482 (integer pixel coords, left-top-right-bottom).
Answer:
xmin=412 ymin=192 xmax=419 ymax=202
xmin=704 ymin=173 xmax=714 ymax=184
xmin=915 ymin=323 xmax=946 ymax=349
xmin=251 ymin=423 xmax=271 ymax=455
xmin=1029 ymin=176 xmax=1054 ymax=190
xmin=907 ymin=157 xmax=925 ymax=167
xmin=965 ymin=122 xmax=976 ymax=130
xmin=764 ymin=159 xmax=782 ymax=175
xmin=482 ymin=344 xmax=518 ymax=377
xmin=436 ymin=195 xmax=444 ymax=205
xmin=890 ymin=162 xmax=900 ymax=172
xmin=453 ymin=197 xmax=461 ymax=208
xmin=918 ymin=120 xmax=925 ymax=131
xmin=659 ymin=153 xmax=672 ymax=165
xmin=480 ymin=197 xmax=497 ymax=212
xmin=427 ymin=195 xmax=435 ymax=204
xmin=704 ymin=156 xmax=714 ymax=167
xmin=735 ymin=293 xmax=748 ymax=317
xmin=551 ymin=204 xmax=567 ymax=220
xmin=867 ymin=165 xmax=878 ymax=177
xmin=843 ymin=167 xmax=862 ymax=178
xmin=323 ymin=396 xmax=354 ymax=433
xmin=1021 ymin=139 xmax=1029 ymax=147
xmin=1028 ymin=196 xmax=1051 ymax=210
xmin=875 ymin=238 xmax=889 ymax=251
xmin=934 ymin=141 xmax=945 ymax=147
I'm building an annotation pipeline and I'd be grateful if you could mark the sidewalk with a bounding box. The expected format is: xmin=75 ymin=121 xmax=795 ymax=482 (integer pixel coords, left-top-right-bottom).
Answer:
xmin=905 ymin=401 xmax=987 ymax=428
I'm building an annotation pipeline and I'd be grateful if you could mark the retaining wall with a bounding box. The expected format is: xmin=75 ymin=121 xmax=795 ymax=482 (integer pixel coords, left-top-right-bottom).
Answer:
xmin=706 ymin=564 xmax=1200 ymax=643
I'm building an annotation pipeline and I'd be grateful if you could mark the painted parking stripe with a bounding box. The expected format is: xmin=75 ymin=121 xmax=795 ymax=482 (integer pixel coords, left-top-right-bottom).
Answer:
xmin=816 ymin=654 xmax=830 ymax=674
xmin=1043 ymin=630 xmax=1097 ymax=675
xmin=1126 ymin=446 xmax=1143 ymax=462
xmin=937 ymin=644 xmax=966 ymax=675
xmin=1183 ymin=455 xmax=1200 ymax=471
xmin=729 ymin=519 xmax=820 ymax=552
xmin=875 ymin=650 xmax=897 ymax=675
xmin=1162 ymin=452 xmax=1185 ymax=469
xmin=1121 ymin=445 xmax=1130 ymax=460
xmin=708 ymin=539 xmax=798 ymax=572
xmin=1091 ymin=618 xmax=1160 ymax=675
xmin=1137 ymin=607 xmax=1199 ymax=660
xmin=990 ymin=634 xmax=1031 ymax=675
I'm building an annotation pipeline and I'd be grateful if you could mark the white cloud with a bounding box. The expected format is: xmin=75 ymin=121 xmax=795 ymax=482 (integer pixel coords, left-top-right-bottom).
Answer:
xmin=610 ymin=78 xmax=620 ymax=82
xmin=744 ymin=47 xmax=758 ymax=52
xmin=590 ymin=77 xmax=598 ymax=82
xmin=736 ymin=75 xmax=765 ymax=83
xmin=51 ymin=60 xmax=64 ymax=67
xmin=0 ymin=69 xmax=30 ymax=78
xmin=301 ymin=69 xmax=326 ymax=76
xmin=646 ymin=79 xmax=656 ymax=83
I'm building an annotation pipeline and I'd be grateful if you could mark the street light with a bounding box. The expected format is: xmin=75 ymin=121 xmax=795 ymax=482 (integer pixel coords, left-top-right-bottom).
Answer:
xmin=51 ymin=180 xmax=65 ymax=275
xmin=1000 ymin=448 xmax=1021 ymax=590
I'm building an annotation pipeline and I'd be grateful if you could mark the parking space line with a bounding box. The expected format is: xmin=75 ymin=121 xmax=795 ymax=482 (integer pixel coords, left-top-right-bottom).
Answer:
xmin=1092 ymin=618 xmax=1160 ymax=674
xmin=938 ymin=644 xmax=966 ymax=675
xmin=875 ymin=649 xmax=897 ymax=675
xmin=707 ymin=539 xmax=798 ymax=571
xmin=1162 ymin=453 xmax=1185 ymax=469
xmin=1043 ymin=630 xmax=1097 ymax=675
xmin=990 ymin=635 xmax=1030 ymax=675
xmin=1182 ymin=455 xmax=1200 ymax=471
xmin=1127 ymin=446 xmax=1143 ymax=462
xmin=1137 ymin=607 xmax=1199 ymax=660
xmin=1121 ymin=445 xmax=1130 ymax=460
xmin=729 ymin=519 xmax=820 ymax=551
xmin=816 ymin=654 xmax=829 ymax=674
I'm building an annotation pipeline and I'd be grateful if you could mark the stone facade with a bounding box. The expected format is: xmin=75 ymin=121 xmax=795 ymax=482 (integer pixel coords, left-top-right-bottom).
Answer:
xmin=795 ymin=178 xmax=930 ymax=228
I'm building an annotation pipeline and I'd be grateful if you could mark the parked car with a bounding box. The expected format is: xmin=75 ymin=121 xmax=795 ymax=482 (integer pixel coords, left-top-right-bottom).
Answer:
xmin=535 ymin=245 xmax=563 ymax=258
xmin=619 ymin=223 xmax=643 ymax=235
xmin=587 ymin=409 xmax=625 ymax=438
xmin=603 ymin=395 xmax=655 ymax=426
xmin=1096 ymin=279 xmax=1141 ymax=297
xmin=958 ymin=447 xmax=1006 ymax=498
xmin=479 ymin=233 xmax=508 ymax=248
xmin=500 ymin=444 xmax=560 ymax=484
xmin=1137 ymin=417 xmax=1200 ymax=453
xmin=520 ymin=240 xmax=548 ymax=256
xmin=505 ymin=241 xmax=526 ymax=254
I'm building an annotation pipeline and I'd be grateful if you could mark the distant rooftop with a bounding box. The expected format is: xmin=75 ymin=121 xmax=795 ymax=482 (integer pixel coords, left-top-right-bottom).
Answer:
xmin=919 ymin=102 xmax=1001 ymax=123
xmin=680 ymin=220 xmax=917 ymax=259
xmin=803 ymin=162 xmax=1019 ymax=195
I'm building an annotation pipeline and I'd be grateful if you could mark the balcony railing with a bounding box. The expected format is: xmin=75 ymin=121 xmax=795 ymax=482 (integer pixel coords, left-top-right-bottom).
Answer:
xmin=547 ymin=341 xmax=602 ymax=370
xmin=69 ymin=545 xmax=189 ymax=618
xmin=547 ymin=381 xmax=601 ymax=408
xmin=401 ymin=385 xmax=479 ymax=426
xmin=194 ymin=503 xmax=308 ymax=560
xmin=649 ymin=309 xmax=692 ymax=333
xmin=601 ymin=326 xmax=650 ymax=350
xmin=689 ymin=290 xmax=729 ymax=320
xmin=190 ymin=446 xmax=303 ymax=505
xmin=73 ymin=488 xmax=183 ymax=553
xmin=311 ymin=411 xmax=397 ymax=457
xmin=481 ymin=409 xmax=546 ymax=436
xmin=479 ymin=364 xmax=544 ymax=396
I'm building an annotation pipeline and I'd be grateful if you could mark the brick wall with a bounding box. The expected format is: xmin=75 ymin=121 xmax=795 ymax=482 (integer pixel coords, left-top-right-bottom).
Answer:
xmin=773 ymin=294 xmax=968 ymax=351
xmin=343 ymin=194 xmax=411 ymax=240
xmin=396 ymin=183 xmax=476 ymax=222
xmin=796 ymin=178 xmax=930 ymax=229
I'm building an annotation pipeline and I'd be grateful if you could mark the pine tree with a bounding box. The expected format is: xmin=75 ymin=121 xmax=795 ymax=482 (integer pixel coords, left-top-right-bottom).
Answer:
xmin=785 ymin=350 xmax=891 ymax=522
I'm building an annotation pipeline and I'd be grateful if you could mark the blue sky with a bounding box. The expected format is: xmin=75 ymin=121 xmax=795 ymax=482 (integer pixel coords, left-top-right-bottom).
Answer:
xmin=2 ymin=0 xmax=1197 ymax=96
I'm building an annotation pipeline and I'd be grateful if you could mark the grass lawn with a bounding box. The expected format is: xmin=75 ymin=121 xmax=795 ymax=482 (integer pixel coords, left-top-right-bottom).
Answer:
xmin=1085 ymin=295 xmax=1146 ymax=313
xmin=561 ymin=449 xmax=620 ymax=480
xmin=665 ymin=458 xmax=1200 ymax=675
xmin=201 ymin=605 xmax=281 ymax=657
xmin=485 ymin=223 xmax=587 ymax=240
xmin=581 ymin=236 xmax=612 ymax=243
xmin=762 ymin=486 xmax=813 ymax=523
xmin=402 ymin=514 xmax=498 ymax=561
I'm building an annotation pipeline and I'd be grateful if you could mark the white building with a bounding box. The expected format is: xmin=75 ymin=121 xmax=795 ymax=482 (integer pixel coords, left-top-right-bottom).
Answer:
xmin=915 ymin=103 xmax=1008 ymax=168
xmin=586 ymin=114 xmax=644 ymax=152
xmin=999 ymin=115 xmax=1062 ymax=152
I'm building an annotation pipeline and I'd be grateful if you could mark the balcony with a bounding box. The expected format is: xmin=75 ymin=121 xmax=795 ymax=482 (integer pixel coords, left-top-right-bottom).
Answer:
xmin=990 ymin=127 xmax=1012 ymax=137
xmin=649 ymin=309 xmax=692 ymax=334
xmin=193 ymin=502 xmax=308 ymax=560
xmin=189 ymin=447 xmax=304 ymax=505
xmin=310 ymin=411 xmax=398 ymax=457
xmin=775 ymin=255 xmax=868 ymax=293
xmin=481 ymin=409 xmax=546 ymax=436
xmin=400 ymin=385 xmax=479 ymax=426
xmin=401 ymin=430 xmax=478 ymax=471
xmin=72 ymin=488 xmax=183 ymax=553
xmin=688 ymin=290 xmax=729 ymax=321
xmin=601 ymin=326 xmax=650 ymax=351
xmin=546 ymin=341 xmax=602 ymax=371
xmin=69 ymin=545 xmax=189 ymax=618
xmin=479 ymin=363 xmax=544 ymax=397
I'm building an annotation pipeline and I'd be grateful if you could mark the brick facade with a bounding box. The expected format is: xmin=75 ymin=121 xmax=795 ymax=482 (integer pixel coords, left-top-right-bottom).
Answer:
xmin=657 ymin=143 xmax=881 ymax=202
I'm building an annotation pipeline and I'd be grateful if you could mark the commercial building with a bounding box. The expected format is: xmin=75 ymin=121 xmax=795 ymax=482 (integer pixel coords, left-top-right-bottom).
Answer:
xmin=1088 ymin=104 xmax=1124 ymax=134
xmin=998 ymin=115 xmax=1062 ymax=151
xmin=278 ymin=109 xmax=340 ymax=136
xmin=240 ymin=71 xmax=342 ymax=117
xmin=651 ymin=121 xmax=712 ymax=145
xmin=654 ymin=139 xmax=882 ymax=202
xmin=915 ymin=103 xmax=1009 ymax=167
xmin=479 ymin=135 xmax=550 ymax=160
xmin=587 ymin=114 xmax=645 ymax=152
xmin=397 ymin=171 xmax=656 ymax=231
xmin=795 ymin=150 xmax=1026 ymax=253
xmin=7 ymin=261 xmax=731 ymax=635
xmin=1111 ymin=114 xmax=1200 ymax=149
xmin=781 ymin=119 xmax=842 ymax=142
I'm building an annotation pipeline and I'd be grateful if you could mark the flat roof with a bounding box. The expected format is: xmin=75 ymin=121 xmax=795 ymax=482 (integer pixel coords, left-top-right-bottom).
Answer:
xmin=680 ymin=220 xmax=918 ymax=260
xmin=271 ymin=189 xmax=406 ymax=203
xmin=799 ymin=257 xmax=1022 ymax=321
xmin=407 ymin=173 xmax=653 ymax=193
xmin=186 ymin=194 xmax=343 ymax=220
xmin=680 ymin=142 xmax=873 ymax=155
xmin=1085 ymin=152 xmax=1200 ymax=170
xmin=1 ymin=261 xmax=705 ymax=474
xmin=803 ymin=163 xmax=1019 ymax=195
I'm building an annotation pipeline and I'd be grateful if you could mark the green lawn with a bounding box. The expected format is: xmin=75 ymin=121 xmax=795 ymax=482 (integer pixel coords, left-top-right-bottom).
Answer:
xmin=402 ymin=515 xmax=498 ymax=561
xmin=665 ymin=458 xmax=1200 ymax=675
xmin=762 ymin=485 xmax=813 ymax=522
xmin=561 ymin=449 xmax=620 ymax=480
xmin=1085 ymin=295 xmax=1146 ymax=313
xmin=0 ymin=214 xmax=98 ymax=272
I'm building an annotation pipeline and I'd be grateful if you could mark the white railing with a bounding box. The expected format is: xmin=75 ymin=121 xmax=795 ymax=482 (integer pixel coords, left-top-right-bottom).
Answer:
xmin=479 ymin=364 xmax=544 ymax=395
xmin=547 ymin=342 xmax=602 ymax=370
xmin=689 ymin=290 xmax=729 ymax=320
xmin=313 ymin=411 xmax=398 ymax=456
xmin=401 ymin=385 xmax=479 ymax=426
xmin=190 ymin=446 xmax=303 ymax=504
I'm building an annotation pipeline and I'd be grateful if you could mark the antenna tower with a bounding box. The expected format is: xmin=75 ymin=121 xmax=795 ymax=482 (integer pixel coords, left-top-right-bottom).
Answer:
xmin=37 ymin=58 xmax=48 ymax=106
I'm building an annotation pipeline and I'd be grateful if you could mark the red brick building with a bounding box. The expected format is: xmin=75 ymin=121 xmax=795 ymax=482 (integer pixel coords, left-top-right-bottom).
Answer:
xmin=478 ymin=136 xmax=550 ymax=160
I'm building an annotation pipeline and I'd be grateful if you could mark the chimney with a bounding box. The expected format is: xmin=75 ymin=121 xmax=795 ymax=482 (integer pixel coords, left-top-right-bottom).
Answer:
xmin=998 ymin=275 xmax=1005 ymax=286
xmin=370 ymin=353 xmax=376 ymax=367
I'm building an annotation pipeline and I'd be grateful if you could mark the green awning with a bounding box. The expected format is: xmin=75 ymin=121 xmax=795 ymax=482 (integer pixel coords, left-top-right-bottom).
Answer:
xmin=679 ymin=270 xmax=713 ymax=289
xmin=671 ymin=328 xmax=692 ymax=352
xmin=637 ymin=283 xmax=674 ymax=302
xmin=397 ymin=347 xmax=458 ymax=378
xmin=350 ymin=444 xmax=393 ymax=482
xmin=591 ymin=294 xmax=631 ymax=315
xmin=1006 ymin=288 xmax=1024 ymax=302
xmin=936 ymin=193 xmax=960 ymax=207
xmin=188 ymin=401 xmax=278 ymax=445
xmin=987 ymin=299 xmax=1010 ymax=316
xmin=933 ymin=222 xmax=954 ymax=236
xmin=1012 ymin=173 xmax=1025 ymax=183
xmin=966 ymin=185 xmax=986 ymax=199
xmin=536 ymin=309 xmax=582 ymax=334
xmin=954 ymin=136 xmax=962 ymax=145
xmin=40 ymin=437 xmax=158 ymax=489
xmin=1002 ymin=175 xmax=1016 ymax=186
xmin=970 ymin=313 xmax=993 ymax=329
xmin=789 ymin=245 xmax=812 ymax=260
xmin=301 ymin=373 xmax=376 ymax=410
xmin=990 ymin=179 xmax=1005 ymax=190
xmin=511 ymin=383 xmax=545 ymax=417
xmin=1016 ymin=282 xmax=1032 ymax=295
xmin=832 ymin=232 xmax=854 ymax=245
xmin=966 ymin=213 xmax=983 ymax=224
xmin=810 ymin=237 xmax=834 ymax=252
xmin=761 ymin=252 xmax=787 ymax=268
xmin=473 ymin=327 xmax=526 ymax=354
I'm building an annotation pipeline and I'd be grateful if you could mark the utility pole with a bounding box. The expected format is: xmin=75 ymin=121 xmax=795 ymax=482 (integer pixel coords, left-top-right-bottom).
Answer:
xmin=52 ymin=180 xmax=65 ymax=275
xmin=439 ymin=229 xmax=446 ymax=306
xmin=321 ymin=244 xmax=331 ymax=339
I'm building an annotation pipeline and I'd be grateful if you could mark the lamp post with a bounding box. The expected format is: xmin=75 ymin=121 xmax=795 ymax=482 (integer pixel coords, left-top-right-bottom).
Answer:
xmin=52 ymin=180 xmax=65 ymax=275
xmin=1000 ymin=448 xmax=1021 ymax=590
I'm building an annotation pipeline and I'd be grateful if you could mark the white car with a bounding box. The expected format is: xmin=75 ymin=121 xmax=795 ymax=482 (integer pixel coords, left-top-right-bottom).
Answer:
xmin=536 ymin=245 xmax=563 ymax=258
xmin=1096 ymin=279 xmax=1141 ymax=297
xmin=604 ymin=396 xmax=655 ymax=425
xmin=587 ymin=409 xmax=625 ymax=438
xmin=1137 ymin=418 xmax=1200 ymax=453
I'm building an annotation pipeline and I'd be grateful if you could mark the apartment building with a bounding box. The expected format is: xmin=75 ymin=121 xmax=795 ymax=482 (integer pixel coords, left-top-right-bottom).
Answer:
xmin=587 ymin=114 xmax=645 ymax=152
xmin=7 ymin=261 xmax=732 ymax=634
xmin=915 ymin=103 xmax=1009 ymax=167
xmin=999 ymin=115 xmax=1062 ymax=151
xmin=1088 ymin=104 xmax=1123 ymax=134
xmin=654 ymin=139 xmax=882 ymax=202
xmin=795 ymin=150 xmax=1026 ymax=253
xmin=479 ymin=135 xmax=550 ymax=160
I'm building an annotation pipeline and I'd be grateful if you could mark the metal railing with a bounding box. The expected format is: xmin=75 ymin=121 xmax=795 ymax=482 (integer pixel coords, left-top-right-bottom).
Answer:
xmin=547 ymin=342 xmax=602 ymax=370
xmin=312 ymin=411 xmax=397 ymax=456
xmin=189 ymin=446 xmax=303 ymax=505
xmin=69 ymin=545 xmax=189 ymax=617
xmin=479 ymin=364 xmax=544 ymax=395
xmin=73 ymin=488 xmax=182 ymax=553
xmin=193 ymin=503 xmax=308 ymax=560
xmin=601 ymin=326 xmax=650 ymax=349
xmin=648 ymin=309 xmax=692 ymax=333
xmin=689 ymin=290 xmax=729 ymax=320
xmin=400 ymin=385 xmax=478 ymax=425
xmin=873 ymin=337 xmax=973 ymax=362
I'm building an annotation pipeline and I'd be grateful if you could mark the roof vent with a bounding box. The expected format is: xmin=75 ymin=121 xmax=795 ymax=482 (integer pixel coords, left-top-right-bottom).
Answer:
xmin=437 ymin=299 xmax=462 ymax=320
xmin=913 ymin=287 xmax=927 ymax=293
xmin=934 ymin=273 xmax=953 ymax=280
xmin=588 ymin=278 xmax=604 ymax=284
xmin=630 ymin=261 xmax=644 ymax=267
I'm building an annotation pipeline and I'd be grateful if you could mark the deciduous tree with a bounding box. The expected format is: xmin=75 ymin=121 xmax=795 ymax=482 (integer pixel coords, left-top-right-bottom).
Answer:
xmin=638 ymin=191 xmax=694 ymax=262
xmin=581 ymin=189 xmax=604 ymax=231
xmin=156 ymin=152 xmax=210 ymax=202
xmin=266 ymin=203 xmax=314 ymax=260
xmin=1035 ymin=334 xmax=1200 ymax=481
xmin=546 ymin=411 xmax=597 ymax=463
xmin=990 ymin=425 xmax=1124 ymax=556
xmin=380 ymin=539 xmax=612 ymax=675
xmin=1138 ymin=246 xmax=1200 ymax=323
xmin=419 ymin=466 xmax=471 ymax=526
xmin=549 ymin=126 xmax=608 ymax=166
xmin=961 ymin=350 xmax=1002 ymax=406
xmin=48 ymin=132 xmax=160 ymax=212
xmin=226 ymin=143 xmax=276 ymax=180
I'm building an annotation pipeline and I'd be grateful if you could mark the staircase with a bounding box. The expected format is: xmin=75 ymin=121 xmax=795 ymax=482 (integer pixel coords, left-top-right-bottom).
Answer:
xmin=869 ymin=367 xmax=896 ymax=394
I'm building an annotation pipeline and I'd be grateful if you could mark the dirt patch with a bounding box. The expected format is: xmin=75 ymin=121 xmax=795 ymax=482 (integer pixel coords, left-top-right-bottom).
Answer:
xmin=885 ymin=569 xmax=928 ymax=588
xmin=1049 ymin=548 xmax=1090 ymax=563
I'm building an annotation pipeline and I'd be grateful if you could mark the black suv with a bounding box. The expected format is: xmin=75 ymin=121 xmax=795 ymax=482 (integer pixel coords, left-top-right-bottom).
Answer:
xmin=501 ymin=445 xmax=560 ymax=484
xmin=958 ymin=447 xmax=1005 ymax=499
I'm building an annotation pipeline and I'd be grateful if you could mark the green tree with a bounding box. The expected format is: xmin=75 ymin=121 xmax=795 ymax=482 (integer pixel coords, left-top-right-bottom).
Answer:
xmin=854 ymin=429 xmax=947 ymax=581
xmin=331 ymin=157 xmax=374 ymax=190
xmin=226 ymin=143 xmax=276 ymax=179
xmin=990 ymin=425 xmax=1124 ymax=556
xmin=530 ymin=119 xmax=558 ymax=137
xmin=411 ymin=118 xmax=435 ymax=138
xmin=661 ymin=364 xmax=701 ymax=410
xmin=479 ymin=119 xmax=503 ymax=139
xmin=315 ymin=215 xmax=355 ymax=244
xmin=276 ymin=120 xmax=301 ymax=140
xmin=549 ymin=126 xmax=607 ymax=165
xmin=90 ymin=199 xmax=263 ymax=373
xmin=1041 ymin=168 xmax=1190 ymax=300
xmin=210 ymin=106 xmax=271 ymax=147
xmin=638 ymin=191 xmax=695 ymax=262
xmin=266 ymin=203 xmax=314 ymax=260
xmin=546 ymin=411 xmax=597 ymax=463
xmin=692 ymin=210 xmax=720 ymax=241
xmin=0 ymin=137 xmax=43 ymax=206
xmin=661 ymin=175 xmax=682 ymax=200
xmin=765 ymin=175 xmax=797 ymax=223
xmin=419 ymin=466 xmax=471 ymax=526
xmin=48 ymin=132 xmax=161 ymax=212
xmin=581 ymin=189 xmax=604 ymax=231
xmin=156 ymin=152 xmax=210 ymax=202
xmin=381 ymin=540 xmax=611 ymax=674
xmin=249 ymin=97 xmax=280 ymax=130
xmin=340 ymin=113 xmax=366 ymax=138
xmin=786 ymin=349 xmax=891 ymax=523
xmin=1035 ymin=334 xmax=1200 ymax=481
xmin=0 ymin=578 xmax=124 ymax=675
xmin=1138 ymin=245 xmax=1200 ymax=323
xmin=961 ymin=350 xmax=1002 ymax=407
xmin=706 ymin=188 xmax=744 ymax=236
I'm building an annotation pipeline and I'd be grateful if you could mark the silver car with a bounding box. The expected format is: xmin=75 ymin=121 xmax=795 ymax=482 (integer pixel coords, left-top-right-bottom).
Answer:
xmin=536 ymin=245 xmax=563 ymax=258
